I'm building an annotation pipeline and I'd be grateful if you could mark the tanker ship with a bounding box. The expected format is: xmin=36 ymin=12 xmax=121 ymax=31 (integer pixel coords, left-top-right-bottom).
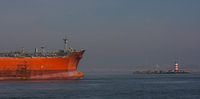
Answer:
xmin=0 ymin=37 xmax=85 ymax=80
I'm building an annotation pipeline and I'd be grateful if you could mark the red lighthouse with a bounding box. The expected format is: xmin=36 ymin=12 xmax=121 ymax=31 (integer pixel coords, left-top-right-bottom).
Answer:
xmin=174 ymin=62 xmax=180 ymax=73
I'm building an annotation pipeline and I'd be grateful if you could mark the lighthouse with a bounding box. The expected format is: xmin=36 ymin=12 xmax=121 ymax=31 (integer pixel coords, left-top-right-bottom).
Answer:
xmin=174 ymin=62 xmax=180 ymax=73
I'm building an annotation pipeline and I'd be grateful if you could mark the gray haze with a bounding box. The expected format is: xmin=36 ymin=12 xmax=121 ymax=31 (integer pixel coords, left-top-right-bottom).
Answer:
xmin=0 ymin=0 xmax=200 ymax=73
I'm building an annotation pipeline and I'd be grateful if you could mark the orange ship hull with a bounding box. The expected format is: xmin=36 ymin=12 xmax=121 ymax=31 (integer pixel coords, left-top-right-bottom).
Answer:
xmin=0 ymin=50 xmax=85 ymax=80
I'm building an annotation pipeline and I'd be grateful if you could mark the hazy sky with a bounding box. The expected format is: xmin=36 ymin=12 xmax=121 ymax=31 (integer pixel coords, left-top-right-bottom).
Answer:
xmin=0 ymin=0 xmax=200 ymax=72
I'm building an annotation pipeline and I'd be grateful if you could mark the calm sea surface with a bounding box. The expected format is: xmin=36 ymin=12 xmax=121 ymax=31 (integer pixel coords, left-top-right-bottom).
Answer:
xmin=0 ymin=73 xmax=199 ymax=99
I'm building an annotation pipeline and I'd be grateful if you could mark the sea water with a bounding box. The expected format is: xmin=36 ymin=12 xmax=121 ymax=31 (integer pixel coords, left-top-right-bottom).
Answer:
xmin=0 ymin=73 xmax=199 ymax=99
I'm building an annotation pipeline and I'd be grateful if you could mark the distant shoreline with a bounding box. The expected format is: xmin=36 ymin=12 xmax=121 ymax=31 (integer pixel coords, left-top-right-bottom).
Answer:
xmin=132 ymin=70 xmax=190 ymax=74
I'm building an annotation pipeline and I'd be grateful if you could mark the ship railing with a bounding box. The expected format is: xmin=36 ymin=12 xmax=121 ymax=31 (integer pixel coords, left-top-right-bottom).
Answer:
xmin=0 ymin=49 xmax=85 ymax=57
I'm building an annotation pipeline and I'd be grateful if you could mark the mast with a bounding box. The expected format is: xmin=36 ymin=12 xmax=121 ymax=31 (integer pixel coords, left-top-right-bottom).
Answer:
xmin=63 ymin=36 xmax=69 ymax=53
